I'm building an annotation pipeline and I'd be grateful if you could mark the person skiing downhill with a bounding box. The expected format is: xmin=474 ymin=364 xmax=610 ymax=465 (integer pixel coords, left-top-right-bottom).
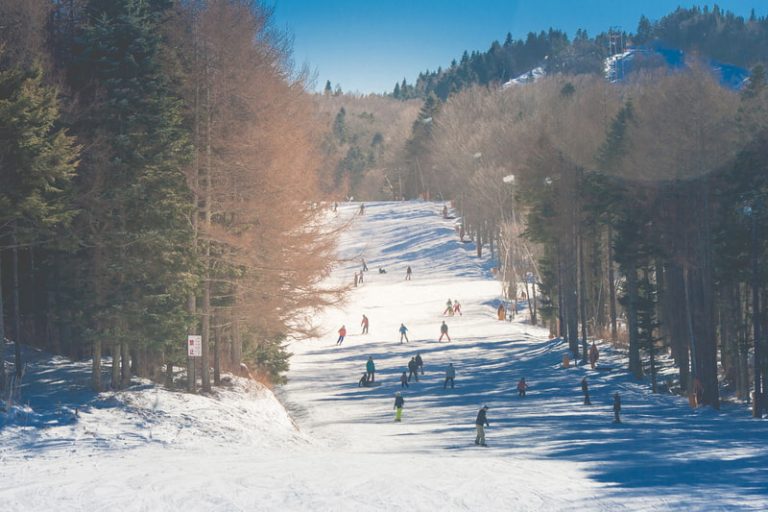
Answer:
xmin=438 ymin=321 xmax=451 ymax=342
xmin=453 ymin=300 xmax=462 ymax=316
xmin=444 ymin=363 xmax=456 ymax=389
xmin=475 ymin=405 xmax=489 ymax=446
xmin=415 ymin=352 xmax=424 ymax=375
xmin=613 ymin=392 xmax=622 ymax=423
xmin=497 ymin=303 xmax=506 ymax=321
xmin=336 ymin=325 xmax=347 ymax=345
xmin=361 ymin=314 xmax=369 ymax=335
xmin=581 ymin=377 xmax=591 ymax=405
xmin=359 ymin=203 xmax=365 ymax=215
xmin=394 ymin=392 xmax=404 ymax=421
xmin=517 ymin=377 xmax=529 ymax=397
xmin=443 ymin=298 xmax=454 ymax=316
xmin=589 ymin=342 xmax=599 ymax=369
xmin=408 ymin=357 xmax=419 ymax=382
xmin=399 ymin=323 xmax=410 ymax=343
xmin=361 ymin=258 xmax=368 ymax=272
xmin=400 ymin=371 xmax=409 ymax=388
xmin=366 ymin=356 xmax=375 ymax=382
xmin=405 ymin=266 xmax=412 ymax=280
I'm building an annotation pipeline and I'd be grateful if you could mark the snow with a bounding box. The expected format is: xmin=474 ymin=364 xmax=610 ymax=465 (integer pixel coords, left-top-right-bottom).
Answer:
xmin=503 ymin=66 xmax=545 ymax=88
xmin=2 ymin=200 xmax=768 ymax=511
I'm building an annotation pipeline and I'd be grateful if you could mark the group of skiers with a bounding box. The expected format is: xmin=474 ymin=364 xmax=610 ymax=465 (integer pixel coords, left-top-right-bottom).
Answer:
xmin=442 ymin=299 xmax=462 ymax=316
xmin=354 ymin=259 xmax=412 ymax=286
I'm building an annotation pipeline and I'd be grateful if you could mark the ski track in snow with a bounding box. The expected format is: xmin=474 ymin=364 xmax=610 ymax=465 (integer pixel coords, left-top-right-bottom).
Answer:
xmin=2 ymin=201 xmax=768 ymax=511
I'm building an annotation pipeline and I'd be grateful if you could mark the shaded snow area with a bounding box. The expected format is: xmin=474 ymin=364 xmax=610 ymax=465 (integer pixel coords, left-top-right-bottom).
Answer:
xmin=3 ymin=201 xmax=768 ymax=511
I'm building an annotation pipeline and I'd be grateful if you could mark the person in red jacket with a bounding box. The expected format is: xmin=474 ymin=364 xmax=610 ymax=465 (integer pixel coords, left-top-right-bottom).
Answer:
xmin=361 ymin=314 xmax=369 ymax=334
xmin=336 ymin=325 xmax=347 ymax=345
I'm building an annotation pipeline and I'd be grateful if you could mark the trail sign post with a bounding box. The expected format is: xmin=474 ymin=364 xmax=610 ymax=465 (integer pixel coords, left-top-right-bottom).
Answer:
xmin=188 ymin=335 xmax=202 ymax=357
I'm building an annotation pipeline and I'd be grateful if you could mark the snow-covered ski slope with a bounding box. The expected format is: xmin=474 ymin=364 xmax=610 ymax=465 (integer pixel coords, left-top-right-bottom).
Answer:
xmin=2 ymin=200 xmax=767 ymax=511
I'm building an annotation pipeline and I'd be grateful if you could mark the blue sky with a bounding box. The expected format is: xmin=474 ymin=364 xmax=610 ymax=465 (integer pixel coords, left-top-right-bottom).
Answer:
xmin=272 ymin=1 xmax=762 ymax=94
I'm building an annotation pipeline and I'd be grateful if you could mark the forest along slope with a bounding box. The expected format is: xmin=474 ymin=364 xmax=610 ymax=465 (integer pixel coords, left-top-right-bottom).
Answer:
xmin=283 ymin=201 xmax=768 ymax=511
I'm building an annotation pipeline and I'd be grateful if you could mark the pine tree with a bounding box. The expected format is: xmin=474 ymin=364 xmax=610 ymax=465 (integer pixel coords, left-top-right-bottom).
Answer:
xmin=324 ymin=80 xmax=332 ymax=95
xmin=0 ymin=61 xmax=79 ymax=385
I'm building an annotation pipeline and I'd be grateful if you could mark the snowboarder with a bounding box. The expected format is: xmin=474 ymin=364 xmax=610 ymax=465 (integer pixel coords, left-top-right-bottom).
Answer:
xmin=497 ymin=303 xmax=506 ymax=321
xmin=400 ymin=371 xmax=409 ymax=388
xmin=366 ymin=356 xmax=375 ymax=382
xmin=444 ymin=363 xmax=456 ymax=389
xmin=581 ymin=377 xmax=591 ymax=405
xmin=408 ymin=357 xmax=419 ymax=382
xmin=361 ymin=314 xmax=369 ymax=335
xmin=361 ymin=258 xmax=368 ymax=272
xmin=438 ymin=321 xmax=451 ymax=342
xmin=517 ymin=377 xmax=528 ymax=397
xmin=443 ymin=298 xmax=454 ymax=316
xmin=415 ymin=352 xmax=424 ymax=375
xmin=453 ymin=300 xmax=462 ymax=316
xmin=613 ymin=392 xmax=622 ymax=423
xmin=394 ymin=392 xmax=404 ymax=421
xmin=475 ymin=405 xmax=489 ymax=446
xmin=358 ymin=372 xmax=369 ymax=387
xmin=589 ymin=342 xmax=599 ymax=369
xmin=399 ymin=323 xmax=409 ymax=343
xmin=378 ymin=267 xmax=387 ymax=274
xmin=405 ymin=265 xmax=412 ymax=280
xmin=336 ymin=325 xmax=347 ymax=345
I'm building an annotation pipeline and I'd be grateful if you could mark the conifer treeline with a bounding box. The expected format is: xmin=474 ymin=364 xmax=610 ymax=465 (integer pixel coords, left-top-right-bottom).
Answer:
xmin=0 ymin=0 xmax=338 ymax=393
xmin=415 ymin=65 xmax=768 ymax=414
xmin=391 ymin=5 xmax=768 ymax=101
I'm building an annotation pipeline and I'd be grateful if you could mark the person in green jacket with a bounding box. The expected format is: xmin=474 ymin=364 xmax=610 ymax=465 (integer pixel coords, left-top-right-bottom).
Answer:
xmin=366 ymin=356 xmax=375 ymax=382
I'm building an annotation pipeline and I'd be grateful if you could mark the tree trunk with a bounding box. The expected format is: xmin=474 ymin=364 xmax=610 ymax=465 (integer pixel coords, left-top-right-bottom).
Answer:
xmin=213 ymin=318 xmax=221 ymax=386
xmin=11 ymin=225 xmax=22 ymax=377
xmin=111 ymin=341 xmax=121 ymax=389
xmin=608 ymin=225 xmax=618 ymax=340
xmin=0 ymin=250 xmax=6 ymax=393
xmin=626 ymin=264 xmax=642 ymax=378
xmin=232 ymin=315 xmax=242 ymax=369
xmin=121 ymin=341 xmax=131 ymax=388
xmin=578 ymin=233 xmax=588 ymax=363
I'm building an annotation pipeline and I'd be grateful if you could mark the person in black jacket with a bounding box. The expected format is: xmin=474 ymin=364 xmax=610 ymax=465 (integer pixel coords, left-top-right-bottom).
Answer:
xmin=613 ymin=392 xmax=621 ymax=423
xmin=581 ymin=377 xmax=591 ymax=405
xmin=407 ymin=357 xmax=419 ymax=382
xmin=475 ymin=405 xmax=489 ymax=446
xmin=415 ymin=353 xmax=424 ymax=375
xmin=394 ymin=392 xmax=405 ymax=422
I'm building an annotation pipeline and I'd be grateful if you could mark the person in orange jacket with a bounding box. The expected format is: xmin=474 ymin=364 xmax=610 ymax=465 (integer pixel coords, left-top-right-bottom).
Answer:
xmin=336 ymin=325 xmax=347 ymax=345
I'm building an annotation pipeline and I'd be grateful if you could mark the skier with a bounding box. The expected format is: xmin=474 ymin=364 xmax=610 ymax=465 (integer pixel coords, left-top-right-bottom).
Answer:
xmin=359 ymin=203 xmax=365 ymax=215
xmin=453 ymin=300 xmax=462 ymax=316
xmin=336 ymin=325 xmax=347 ymax=345
xmin=613 ymin=392 xmax=622 ymax=423
xmin=405 ymin=265 xmax=412 ymax=281
xmin=408 ymin=357 xmax=419 ymax=382
xmin=361 ymin=314 xmax=369 ymax=335
xmin=415 ymin=352 xmax=424 ymax=375
xmin=497 ymin=303 xmax=506 ymax=321
xmin=394 ymin=391 xmax=404 ymax=421
xmin=333 ymin=201 xmax=338 ymax=213
xmin=517 ymin=377 xmax=529 ymax=397
xmin=358 ymin=372 xmax=369 ymax=387
xmin=361 ymin=258 xmax=368 ymax=272
xmin=581 ymin=377 xmax=591 ymax=405
xmin=358 ymin=270 xmax=364 ymax=284
xmin=399 ymin=323 xmax=410 ymax=343
xmin=444 ymin=363 xmax=456 ymax=389
xmin=589 ymin=342 xmax=599 ymax=369
xmin=366 ymin=356 xmax=375 ymax=383
xmin=443 ymin=298 xmax=454 ymax=316
xmin=438 ymin=321 xmax=451 ymax=342
xmin=400 ymin=371 xmax=409 ymax=389
xmin=475 ymin=405 xmax=489 ymax=446
xmin=442 ymin=204 xmax=448 ymax=218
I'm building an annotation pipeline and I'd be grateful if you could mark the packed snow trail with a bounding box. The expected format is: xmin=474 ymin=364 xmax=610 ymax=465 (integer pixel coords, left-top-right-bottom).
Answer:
xmin=2 ymin=201 xmax=767 ymax=511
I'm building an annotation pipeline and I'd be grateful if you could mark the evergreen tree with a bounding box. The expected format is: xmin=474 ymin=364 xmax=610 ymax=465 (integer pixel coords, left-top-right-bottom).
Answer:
xmin=0 ymin=61 xmax=79 ymax=385
xmin=324 ymin=80 xmax=332 ymax=95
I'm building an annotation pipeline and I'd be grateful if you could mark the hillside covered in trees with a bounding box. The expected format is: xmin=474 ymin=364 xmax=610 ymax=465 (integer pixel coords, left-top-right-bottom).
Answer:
xmin=391 ymin=5 xmax=768 ymax=100
xmin=0 ymin=0 xmax=340 ymax=394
